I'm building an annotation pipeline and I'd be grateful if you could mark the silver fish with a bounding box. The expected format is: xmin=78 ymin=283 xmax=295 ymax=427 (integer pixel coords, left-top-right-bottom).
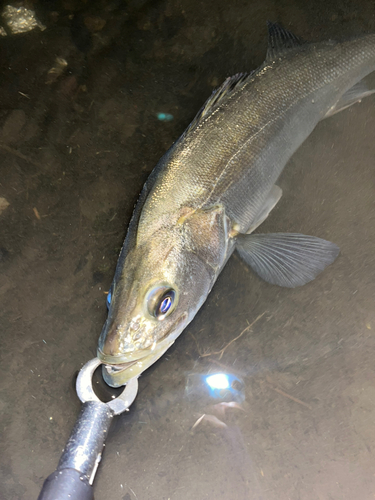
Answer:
xmin=97 ymin=23 xmax=375 ymax=387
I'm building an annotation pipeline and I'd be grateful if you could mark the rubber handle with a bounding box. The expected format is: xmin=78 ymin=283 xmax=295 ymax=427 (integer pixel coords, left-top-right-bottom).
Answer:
xmin=37 ymin=468 xmax=94 ymax=500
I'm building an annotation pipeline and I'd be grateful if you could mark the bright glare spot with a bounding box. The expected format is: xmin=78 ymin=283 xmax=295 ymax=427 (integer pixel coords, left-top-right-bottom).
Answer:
xmin=206 ymin=373 xmax=229 ymax=390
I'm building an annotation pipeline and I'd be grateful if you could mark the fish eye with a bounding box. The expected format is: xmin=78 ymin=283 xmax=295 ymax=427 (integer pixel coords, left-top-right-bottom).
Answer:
xmin=147 ymin=286 xmax=176 ymax=319
xmin=158 ymin=292 xmax=174 ymax=315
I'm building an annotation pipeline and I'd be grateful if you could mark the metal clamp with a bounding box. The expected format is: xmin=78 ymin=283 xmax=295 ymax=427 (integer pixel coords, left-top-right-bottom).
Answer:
xmin=38 ymin=358 xmax=139 ymax=500
xmin=76 ymin=357 xmax=138 ymax=415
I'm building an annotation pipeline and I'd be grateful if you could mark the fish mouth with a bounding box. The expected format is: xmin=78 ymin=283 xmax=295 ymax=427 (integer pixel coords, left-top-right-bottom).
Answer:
xmin=103 ymin=359 xmax=139 ymax=375
xmin=98 ymin=343 xmax=174 ymax=387
xmin=98 ymin=312 xmax=188 ymax=387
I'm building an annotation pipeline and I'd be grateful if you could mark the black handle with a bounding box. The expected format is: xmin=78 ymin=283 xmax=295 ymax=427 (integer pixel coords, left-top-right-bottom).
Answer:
xmin=37 ymin=401 xmax=114 ymax=500
xmin=38 ymin=468 xmax=93 ymax=500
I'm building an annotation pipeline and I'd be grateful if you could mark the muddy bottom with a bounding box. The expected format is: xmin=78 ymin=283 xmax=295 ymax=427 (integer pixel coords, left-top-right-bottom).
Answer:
xmin=1 ymin=1 xmax=375 ymax=499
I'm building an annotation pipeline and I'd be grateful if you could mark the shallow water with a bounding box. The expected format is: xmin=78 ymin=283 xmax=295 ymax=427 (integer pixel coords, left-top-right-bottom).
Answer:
xmin=1 ymin=1 xmax=375 ymax=499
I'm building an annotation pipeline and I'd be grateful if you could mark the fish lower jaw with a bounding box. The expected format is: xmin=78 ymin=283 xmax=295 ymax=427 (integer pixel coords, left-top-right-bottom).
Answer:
xmin=97 ymin=347 xmax=147 ymax=365
xmin=103 ymin=359 xmax=139 ymax=374
xmin=101 ymin=358 xmax=148 ymax=387
xmin=98 ymin=344 xmax=174 ymax=387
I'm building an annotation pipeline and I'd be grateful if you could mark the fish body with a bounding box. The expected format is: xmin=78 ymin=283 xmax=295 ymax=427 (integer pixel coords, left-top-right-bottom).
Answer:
xmin=98 ymin=23 xmax=375 ymax=386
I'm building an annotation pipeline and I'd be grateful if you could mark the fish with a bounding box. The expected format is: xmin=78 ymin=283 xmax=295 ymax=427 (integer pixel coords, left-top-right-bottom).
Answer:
xmin=97 ymin=22 xmax=375 ymax=387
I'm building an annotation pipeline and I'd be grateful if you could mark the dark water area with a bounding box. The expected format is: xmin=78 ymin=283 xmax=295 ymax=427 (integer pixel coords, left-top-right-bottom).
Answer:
xmin=1 ymin=1 xmax=375 ymax=499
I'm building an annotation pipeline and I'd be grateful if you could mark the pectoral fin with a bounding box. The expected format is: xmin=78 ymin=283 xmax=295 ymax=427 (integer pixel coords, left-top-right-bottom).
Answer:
xmin=247 ymin=185 xmax=282 ymax=234
xmin=236 ymin=233 xmax=339 ymax=288
xmin=325 ymin=80 xmax=375 ymax=118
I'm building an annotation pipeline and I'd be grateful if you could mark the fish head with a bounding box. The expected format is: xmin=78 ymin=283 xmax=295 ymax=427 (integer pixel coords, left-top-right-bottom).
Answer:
xmin=97 ymin=208 xmax=228 ymax=386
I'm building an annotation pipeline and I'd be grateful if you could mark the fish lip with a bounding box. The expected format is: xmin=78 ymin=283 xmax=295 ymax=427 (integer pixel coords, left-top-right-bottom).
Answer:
xmin=101 ymin=344 xmax=173 ymax=387
xmin=103 ymin=359 xmax=139 ymax=375
xmin=96 ymin=347 xmax=146 ymax=365
xmin=97 ymin=343 xmax=168 ymax=368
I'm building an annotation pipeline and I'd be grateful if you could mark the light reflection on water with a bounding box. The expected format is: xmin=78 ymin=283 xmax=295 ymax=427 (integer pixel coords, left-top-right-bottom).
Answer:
xmin=185 ymin=372 xmax=245 ymax=404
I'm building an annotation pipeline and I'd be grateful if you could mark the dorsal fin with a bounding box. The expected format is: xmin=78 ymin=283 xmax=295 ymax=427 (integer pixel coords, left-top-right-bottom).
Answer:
xmin=266 ymin=22 xmax=305 ymax=62
xmin=182 ymin=22 xmax=304 ymax=138
xmin=183 ymin=72 xmax=255 ymax=137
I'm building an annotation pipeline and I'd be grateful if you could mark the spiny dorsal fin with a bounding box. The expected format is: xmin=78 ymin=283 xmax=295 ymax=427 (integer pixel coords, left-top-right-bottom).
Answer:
xmin=183 ymin=22 xmax=304 ymax=137
xmin=183 ymin=72 xmax=254 ymax=137
xmin=266 ymin=22 xmax=305 ymax=62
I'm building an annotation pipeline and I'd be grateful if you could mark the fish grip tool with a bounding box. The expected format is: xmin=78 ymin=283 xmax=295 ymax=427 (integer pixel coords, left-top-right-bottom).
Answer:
xmin=37 ymin=358 xmax=138 ymax=500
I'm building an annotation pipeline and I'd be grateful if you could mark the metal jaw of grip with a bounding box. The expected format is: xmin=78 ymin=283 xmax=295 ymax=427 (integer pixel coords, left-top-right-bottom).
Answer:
xmin=38 ymin=358 xmax=138 ymax=500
